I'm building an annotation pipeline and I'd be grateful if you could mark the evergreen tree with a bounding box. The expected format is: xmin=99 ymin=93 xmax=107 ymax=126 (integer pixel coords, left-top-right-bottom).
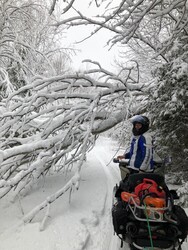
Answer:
xmin=148 ymin=35 xmax=188 ymax=178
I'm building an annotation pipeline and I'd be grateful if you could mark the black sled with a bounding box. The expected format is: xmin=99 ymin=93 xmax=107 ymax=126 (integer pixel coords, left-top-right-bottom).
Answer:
xmin=112 ymin=162 xmax=188 ymax=250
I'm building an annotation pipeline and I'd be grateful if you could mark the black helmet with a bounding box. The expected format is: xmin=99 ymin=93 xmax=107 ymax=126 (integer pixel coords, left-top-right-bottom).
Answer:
xmin=131 ymin=115 xmax=150 ymax=135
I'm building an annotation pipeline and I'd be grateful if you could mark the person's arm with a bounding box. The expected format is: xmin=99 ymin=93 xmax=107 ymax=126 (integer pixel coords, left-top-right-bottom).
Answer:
xmin=117 ymin=137 xmax=133 ymax=160
xmin=138 ymin=135 xmax=152 ymax=171
xmin=117 ymin=149 xmax=131 ymax=160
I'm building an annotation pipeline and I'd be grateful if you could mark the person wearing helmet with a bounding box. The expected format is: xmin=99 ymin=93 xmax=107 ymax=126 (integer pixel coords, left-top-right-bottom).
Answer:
xmin=117 ymin=115 xmax=154 ymax=178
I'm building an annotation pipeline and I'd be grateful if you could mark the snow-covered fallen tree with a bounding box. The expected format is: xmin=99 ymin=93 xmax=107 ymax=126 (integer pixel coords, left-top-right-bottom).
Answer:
xmin=0 ymin=59 xmax=143 ymax=199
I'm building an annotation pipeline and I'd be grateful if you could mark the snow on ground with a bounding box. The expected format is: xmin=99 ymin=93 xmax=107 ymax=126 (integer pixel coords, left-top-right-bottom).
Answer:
xmin=0 ymin=136 xmax=187 ymax=250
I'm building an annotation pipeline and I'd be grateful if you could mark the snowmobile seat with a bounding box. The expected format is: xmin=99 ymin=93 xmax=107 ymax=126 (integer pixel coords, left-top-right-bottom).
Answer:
xmin=127 ymin=173 xmax=165 ymax=192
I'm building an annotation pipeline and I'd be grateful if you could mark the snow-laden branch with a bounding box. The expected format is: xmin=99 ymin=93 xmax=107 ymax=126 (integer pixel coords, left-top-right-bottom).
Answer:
xmin=53 ymin=0 xmax=188 ymax=61
xmin=92 ymin=109 xmax=128 ymax=134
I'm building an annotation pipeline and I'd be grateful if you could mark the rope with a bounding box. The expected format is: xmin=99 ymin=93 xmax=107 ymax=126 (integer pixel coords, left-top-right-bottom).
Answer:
xmin=143 ymin=201 xmax=154 ymax=250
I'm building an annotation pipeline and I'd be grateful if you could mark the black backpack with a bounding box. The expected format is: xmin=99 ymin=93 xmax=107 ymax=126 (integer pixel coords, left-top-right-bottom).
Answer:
xmin=112 ymin=200 xmax=129 ymax=235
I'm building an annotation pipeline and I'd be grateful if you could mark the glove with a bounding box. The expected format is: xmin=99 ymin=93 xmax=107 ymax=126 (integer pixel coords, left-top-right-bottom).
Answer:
xmin=117 ymin=155 xmax=125 ymax=160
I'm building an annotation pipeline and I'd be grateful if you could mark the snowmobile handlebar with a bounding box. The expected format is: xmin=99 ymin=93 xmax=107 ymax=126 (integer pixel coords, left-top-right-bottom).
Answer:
xmin=113 ymin=158 xmax=129 ymax=164
xmin=113 ymin=158 xmax=120 ymax=163
xmin=113 ymin=158 xmax=164 ymax=170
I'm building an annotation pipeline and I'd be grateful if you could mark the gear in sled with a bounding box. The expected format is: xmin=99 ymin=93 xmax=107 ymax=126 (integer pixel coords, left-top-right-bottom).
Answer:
xmin=112 ymin=170 xmax=188 ymax=250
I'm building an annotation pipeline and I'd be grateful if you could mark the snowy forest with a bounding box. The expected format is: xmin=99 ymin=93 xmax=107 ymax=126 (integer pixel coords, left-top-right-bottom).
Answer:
xmin=0 ymin=0 xmax=188 ymax=224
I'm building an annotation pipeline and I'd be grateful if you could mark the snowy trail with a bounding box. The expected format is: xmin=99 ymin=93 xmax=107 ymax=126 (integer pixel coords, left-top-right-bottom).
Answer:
xmin=90 ymin=140 xmax=121 ymax=250
xmin=68 ymin=137 xmax=122 ymax=250
xmin=92 ymin=137 xmax=130 ymax=250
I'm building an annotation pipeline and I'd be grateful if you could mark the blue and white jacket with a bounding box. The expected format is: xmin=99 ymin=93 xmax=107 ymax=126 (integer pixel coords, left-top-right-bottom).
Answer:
xmin=124 ymin=132 xmax=154 ymax=172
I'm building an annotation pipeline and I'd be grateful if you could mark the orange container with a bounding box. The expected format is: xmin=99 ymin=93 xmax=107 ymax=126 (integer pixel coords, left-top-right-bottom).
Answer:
xmin=121 ymin=192 xmax=140 ymax=205
xmin=144 ymin=197 xmax=166 ymax=208
xmin=134 ymin=178 xmax=166 ymax=199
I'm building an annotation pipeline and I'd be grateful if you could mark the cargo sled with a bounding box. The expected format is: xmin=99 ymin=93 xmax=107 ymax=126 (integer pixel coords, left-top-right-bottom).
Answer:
xmin=112 ymin=171 xmax=188 ymax=250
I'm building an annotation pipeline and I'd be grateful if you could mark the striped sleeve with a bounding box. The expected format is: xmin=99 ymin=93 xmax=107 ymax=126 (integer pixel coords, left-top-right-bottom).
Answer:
xmin=139 ymin=134 xmax=153 ymax=171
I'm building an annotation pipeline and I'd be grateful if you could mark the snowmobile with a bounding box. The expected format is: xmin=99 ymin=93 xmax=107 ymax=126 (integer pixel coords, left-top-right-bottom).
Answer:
xmin=112 ymin=159 xmax=188 ymax=250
